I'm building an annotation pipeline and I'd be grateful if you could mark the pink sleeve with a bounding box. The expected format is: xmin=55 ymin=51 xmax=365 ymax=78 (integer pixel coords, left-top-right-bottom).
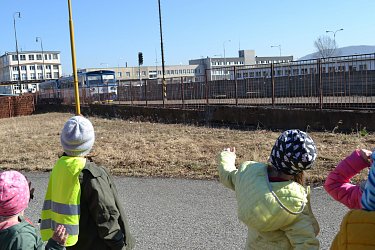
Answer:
xmin=324 ymin=150 xmax=370 ymax=209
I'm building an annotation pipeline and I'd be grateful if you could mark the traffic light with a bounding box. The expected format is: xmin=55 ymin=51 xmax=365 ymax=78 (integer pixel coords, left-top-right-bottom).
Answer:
xmin=138 ymin=52 xmax=143 ymax=65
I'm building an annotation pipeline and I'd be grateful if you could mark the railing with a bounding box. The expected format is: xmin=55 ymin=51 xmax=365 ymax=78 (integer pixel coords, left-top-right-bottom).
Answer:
xmin=37 ymin=53 xmax=375 ymax=110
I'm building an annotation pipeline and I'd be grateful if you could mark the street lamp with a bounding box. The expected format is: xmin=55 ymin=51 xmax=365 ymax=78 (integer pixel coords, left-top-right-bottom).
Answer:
xmin=13 ymin=12 xmax=21 ymax=93
xmin=36 ymin=37 xmax=45 ymax=81
xmin=223 ymin=40 xmax=231 ymax=66
xmin=271 ymin=45 xmax=281 ymax=57
xmin=326 ymin=28 xmax=344 ymax=43
xmin=223 ymin=40 xmax=231 ymax=80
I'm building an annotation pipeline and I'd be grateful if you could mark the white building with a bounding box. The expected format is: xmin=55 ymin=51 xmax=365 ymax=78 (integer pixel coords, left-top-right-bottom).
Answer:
xmin=189 ymin=50 xmax=294 ymax=81
xmin=0 ymin=51 xmax=62 ymax=94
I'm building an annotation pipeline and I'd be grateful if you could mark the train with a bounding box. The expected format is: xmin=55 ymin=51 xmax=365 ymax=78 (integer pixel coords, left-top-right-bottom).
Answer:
xmin=38 ymin=70 xmax=117 ymax=104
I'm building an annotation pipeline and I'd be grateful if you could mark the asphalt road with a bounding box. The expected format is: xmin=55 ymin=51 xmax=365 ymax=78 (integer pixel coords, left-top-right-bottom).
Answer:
xmin=24 ymin=172 xmax=348 ymax=250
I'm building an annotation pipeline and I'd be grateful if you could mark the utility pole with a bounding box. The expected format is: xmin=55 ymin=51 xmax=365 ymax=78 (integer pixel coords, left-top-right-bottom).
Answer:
xmin=13 ymin=12 xmax=21 ymax=95
xmin=158 ymin=0 xmax=166 ymax=106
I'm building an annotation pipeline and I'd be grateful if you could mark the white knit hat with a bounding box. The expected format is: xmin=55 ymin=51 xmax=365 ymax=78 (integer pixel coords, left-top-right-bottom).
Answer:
xmin=60 ymin=116 xmax=95 ymax=156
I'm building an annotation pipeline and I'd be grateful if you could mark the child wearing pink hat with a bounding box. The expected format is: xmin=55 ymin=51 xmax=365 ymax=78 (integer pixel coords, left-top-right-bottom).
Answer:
xmin=0 ymin=170 xmax=68 ymax=250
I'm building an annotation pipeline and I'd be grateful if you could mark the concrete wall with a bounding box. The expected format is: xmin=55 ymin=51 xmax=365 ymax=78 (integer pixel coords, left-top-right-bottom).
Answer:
xmin=35 ymin=104 xmax=375 ymax=132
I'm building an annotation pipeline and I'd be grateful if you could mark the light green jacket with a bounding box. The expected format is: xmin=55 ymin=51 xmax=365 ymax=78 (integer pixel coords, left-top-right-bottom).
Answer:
xmin=218 ymin=151 xmax=320 ymax=250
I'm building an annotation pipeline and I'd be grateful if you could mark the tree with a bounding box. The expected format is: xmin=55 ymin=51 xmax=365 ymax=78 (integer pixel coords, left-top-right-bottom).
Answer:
xmin=314 ymin=35 xmax=337 ymax=58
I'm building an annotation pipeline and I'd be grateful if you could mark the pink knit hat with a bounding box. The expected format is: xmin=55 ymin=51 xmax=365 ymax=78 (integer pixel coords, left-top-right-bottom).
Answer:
xmin=0 ymin=171 xmax=30 ymax=216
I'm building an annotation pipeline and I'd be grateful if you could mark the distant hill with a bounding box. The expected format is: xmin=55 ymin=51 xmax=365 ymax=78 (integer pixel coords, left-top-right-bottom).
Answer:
xmin=298 ymin=45 xmax=375 ymax=60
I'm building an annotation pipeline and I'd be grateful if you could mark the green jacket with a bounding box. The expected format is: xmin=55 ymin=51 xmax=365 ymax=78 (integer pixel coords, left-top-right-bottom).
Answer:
xmin=218 ymin=151 xmax=320 ymax=250
xmin=66 ymin=159 xmax=135 ymax=250
xmin=0 ymin=217 xmax=64 ymax=250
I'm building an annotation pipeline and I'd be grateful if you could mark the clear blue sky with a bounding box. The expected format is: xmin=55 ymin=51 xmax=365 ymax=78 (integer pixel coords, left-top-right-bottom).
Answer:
xmin=1 ymin=0 xmax=374 ymax=75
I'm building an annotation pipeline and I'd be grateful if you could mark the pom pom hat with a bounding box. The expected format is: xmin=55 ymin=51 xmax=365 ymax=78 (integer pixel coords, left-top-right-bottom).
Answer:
xmin=0 ymin=171 xmax=30 ymax=216
xmin=60 ymin=116 xmax=95 ymax=157
xmin=269 ymin=129 xmax=317 ymax=175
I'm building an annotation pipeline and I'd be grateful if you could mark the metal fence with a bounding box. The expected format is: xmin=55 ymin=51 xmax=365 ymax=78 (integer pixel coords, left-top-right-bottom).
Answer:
xmin=37 ymin=53 xmax=375 ymax=110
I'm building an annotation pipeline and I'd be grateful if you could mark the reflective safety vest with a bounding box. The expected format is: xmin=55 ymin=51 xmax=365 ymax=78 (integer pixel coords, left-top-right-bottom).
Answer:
xmin=40 ymin=156 xmax=86 ymax=246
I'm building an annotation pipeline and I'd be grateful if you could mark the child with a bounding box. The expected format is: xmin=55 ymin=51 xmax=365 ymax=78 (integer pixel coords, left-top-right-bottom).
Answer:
xmin=218 ymin=129 xmax=320 ymax=249
xmin=40 ymin=116 xmax=135 ymax=250
xmin=330 ymin=151 xmax=375 ymax=249
xmin=0 ymin=170 xmax=68 ymax=250
xmin=324 ymin=148 xmax=372 ymax=209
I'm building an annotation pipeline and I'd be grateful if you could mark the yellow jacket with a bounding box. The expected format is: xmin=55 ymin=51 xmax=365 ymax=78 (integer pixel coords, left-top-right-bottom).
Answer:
xmin=331 ymin=210 xmax=375 ymax=250
xmin=218 ymin=151 xmax=320 ymax=250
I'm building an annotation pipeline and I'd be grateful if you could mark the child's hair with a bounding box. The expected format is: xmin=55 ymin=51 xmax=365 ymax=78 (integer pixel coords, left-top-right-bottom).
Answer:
xmin=0 ymin=171 xmax=30 ymax=217
xmin=361 ymin=151 xmax=375 ymax=210
xmin=269 ymin=129 xmax=317 ymax=176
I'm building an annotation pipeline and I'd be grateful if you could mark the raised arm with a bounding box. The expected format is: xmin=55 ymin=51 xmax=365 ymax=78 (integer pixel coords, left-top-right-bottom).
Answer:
xmin=217 ymin=148 xmax=237 ymax=190
xmin=324 ymin=149 xmax=371 ymax=209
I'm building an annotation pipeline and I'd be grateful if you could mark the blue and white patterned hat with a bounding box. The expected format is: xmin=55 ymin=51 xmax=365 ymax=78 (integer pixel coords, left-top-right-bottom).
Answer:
xmin=269 ymin=129 xmax=317 ymax=175
xmin=361 ymin=151 xmax=375 ymax=210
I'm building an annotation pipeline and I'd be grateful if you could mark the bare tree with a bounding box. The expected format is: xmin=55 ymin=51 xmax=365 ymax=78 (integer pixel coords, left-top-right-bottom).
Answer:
xmin=314 ymin=35 xmax=337 ymax=58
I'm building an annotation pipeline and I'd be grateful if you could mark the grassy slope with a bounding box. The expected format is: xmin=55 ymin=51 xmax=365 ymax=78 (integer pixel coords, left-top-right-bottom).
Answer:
xmin=1 ymin=112 xmax=374 ymax=185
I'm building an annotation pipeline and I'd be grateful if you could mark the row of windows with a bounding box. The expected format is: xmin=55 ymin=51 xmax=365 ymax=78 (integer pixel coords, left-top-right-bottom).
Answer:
xmin=256 ymin=59 xmax=291 ymax=64
xmin=12 ymin=53 xmax=58 ymax=61
xmin=12 ymin=72 xmax=59 ymax=81
xmin=211 ymin=61 xmax=244 ymax=66
xmin=12 ymin=65 xmax=59 ymax=71
xmin=116 ymin=69 xmax=198 ymax=78
xmin=237 ymin=64 xmax=370 ymax=78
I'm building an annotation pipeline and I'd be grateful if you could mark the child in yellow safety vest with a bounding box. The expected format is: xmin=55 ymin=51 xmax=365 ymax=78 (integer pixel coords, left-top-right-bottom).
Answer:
xmin=40 ymin=116 xmax=134 ymax=250
xmin=0 ymin=170 xmax=68 ymax=250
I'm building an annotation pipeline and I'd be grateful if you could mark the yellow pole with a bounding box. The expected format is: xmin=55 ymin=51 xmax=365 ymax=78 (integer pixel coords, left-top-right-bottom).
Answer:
xmin=68 ymin=0 xmax=81 ymax=115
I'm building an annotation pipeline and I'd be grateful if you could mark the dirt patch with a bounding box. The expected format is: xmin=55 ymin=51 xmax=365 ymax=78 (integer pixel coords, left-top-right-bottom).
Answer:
xmin=0 ymin=112 xmax=373 ymax=185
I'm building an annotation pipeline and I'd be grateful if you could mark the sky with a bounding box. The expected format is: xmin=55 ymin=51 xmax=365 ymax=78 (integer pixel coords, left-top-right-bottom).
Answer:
xmin=1 ymin=0 xmax=375 ymax=75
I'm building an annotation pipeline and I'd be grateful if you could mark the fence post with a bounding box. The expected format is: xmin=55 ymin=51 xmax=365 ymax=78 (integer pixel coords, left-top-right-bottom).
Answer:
xmin=145 ymin=79 xmax=148 ymax=106
xmin=181 ymin=76 xmax=185 ymax=109
xmin=234 ymin=66 xmax=238 ymax=106
xmin=130 ymin=81 xmax=133 ymax=106
xmin=318 ymin=59 xmax=323 ymax=110
xmin=205 ymin=69 xmax=209 ymax=105
xmin=271 ymin=63 xmax=275 ymax=106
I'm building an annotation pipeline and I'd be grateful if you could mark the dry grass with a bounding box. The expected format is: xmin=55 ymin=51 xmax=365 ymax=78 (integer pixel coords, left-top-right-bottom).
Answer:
xmin=0 ymin=112 xmax=374 ymax=185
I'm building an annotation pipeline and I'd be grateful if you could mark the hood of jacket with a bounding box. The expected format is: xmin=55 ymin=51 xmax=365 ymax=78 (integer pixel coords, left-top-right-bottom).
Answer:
xmin=235 ymin=161 xmax=307 ymax=232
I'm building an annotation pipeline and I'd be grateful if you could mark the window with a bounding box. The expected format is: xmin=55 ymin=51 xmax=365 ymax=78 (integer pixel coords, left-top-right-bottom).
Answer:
xmin=21 ymin=73 xmax=27 ymax=80
xmin=30 ymin=65 xmax=35 ymax=70
xmin=37 ymin=65 xmax=43 ymax=70
xmin=30 ymin=73 xmax=36 ymax=80
xmin=38 ymin=73 xmax=43 ymax=79
xmin=53 ymin=54 xmax=58 ymax=59
xmin=20 ymin=55 xmax=26 ymax=61
xmin=359 ymin=64 xmax=367 ymax=70
xmin=46 ymin=73 xmax=52 ymax=79
xmin=36 ymin=54 xmax=42 ymax=60
xmin=117 ymin=72 xmax=122 ymax=77
xmin=21 ymin=66 xmax=27 ymax=71
xmin=13 ymin=74 xmax=19 ymax=80
xmin=29 ymin=55 xmax=35 ymax=60
xmin=53 ymin=72 xmax=59 ymax=78
xmin=45 ymin=65 xmax=51 ymax=70
xmin=126 ymin=72 xmax=130 ymax=77
xmin=53 ymin=65 xmax=59 ymax=70
xmin=142 ymin=71 xmax=146 ymax=76
xmin=12 ymin=55 xmax=18 ymax=61
xmin=13 ymin=66 xmax=18 ymax=71
xmin=49 ymin=54 xmax=52 ymax=60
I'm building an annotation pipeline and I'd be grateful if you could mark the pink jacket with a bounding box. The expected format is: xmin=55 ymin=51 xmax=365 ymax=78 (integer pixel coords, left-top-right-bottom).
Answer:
xmin=324 ymin=150 xmax=370 ymax=209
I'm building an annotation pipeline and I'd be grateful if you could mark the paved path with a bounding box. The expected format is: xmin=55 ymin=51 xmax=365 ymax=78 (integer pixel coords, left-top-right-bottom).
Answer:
xmin=25 ymin=172 xmax=348 ymax=250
